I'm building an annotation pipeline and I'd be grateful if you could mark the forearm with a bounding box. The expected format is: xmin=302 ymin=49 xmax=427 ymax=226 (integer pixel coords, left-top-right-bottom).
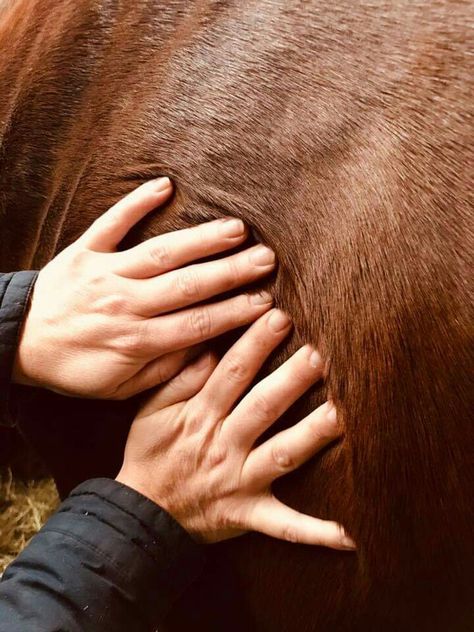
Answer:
xmin=0 ymin=271 xmax=38 ymax=425
xmin=0 ymin=478 xmax=206 ymax=632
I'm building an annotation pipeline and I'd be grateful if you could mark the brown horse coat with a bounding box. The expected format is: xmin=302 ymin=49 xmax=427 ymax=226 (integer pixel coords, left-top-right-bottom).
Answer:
xmin=0 ymin=1 xmax=473 ymax=630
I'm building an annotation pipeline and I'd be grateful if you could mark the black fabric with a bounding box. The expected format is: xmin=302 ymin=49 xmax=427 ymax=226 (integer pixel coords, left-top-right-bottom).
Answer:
xmin=0 ymin=271 xmax=38 ymax=427
xmin=0 ymin=270 xmax=207 ymax=631
xmin=14 ymin=385 xmax=136 ymax=498
xmin=0 ymin=479 xmax=206 ymax=631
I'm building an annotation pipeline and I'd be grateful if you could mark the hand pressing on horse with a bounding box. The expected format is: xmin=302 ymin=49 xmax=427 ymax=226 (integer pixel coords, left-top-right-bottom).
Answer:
xmin=13 ymin=178 xmax=275 ymax=399
xmin=116 ymin=309 xmax=356 ymax=550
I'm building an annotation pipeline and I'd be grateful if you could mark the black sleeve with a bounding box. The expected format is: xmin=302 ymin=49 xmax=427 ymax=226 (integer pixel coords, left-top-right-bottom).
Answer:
xmin=0 ymin=478 xmax=206 ymax=631
xmin=0 ymin=274 xmax=206 ymax=629
xmin=0 ymin=270 xmax=38 ymax=426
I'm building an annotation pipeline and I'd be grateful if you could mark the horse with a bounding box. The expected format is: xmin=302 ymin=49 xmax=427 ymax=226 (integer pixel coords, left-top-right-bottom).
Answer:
xmin=0 ymin=1 xmax=472 ymax=630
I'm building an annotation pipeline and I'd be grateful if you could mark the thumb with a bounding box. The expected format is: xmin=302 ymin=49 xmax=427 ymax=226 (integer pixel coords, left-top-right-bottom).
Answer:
xmin=80 ymin=177 xmax=173 ymax=252
xmin=141 ymin=351 xmax=218 ymax=413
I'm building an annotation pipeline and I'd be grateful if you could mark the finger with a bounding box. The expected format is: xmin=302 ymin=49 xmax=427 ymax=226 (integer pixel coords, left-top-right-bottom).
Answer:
xmin=112 ymin=345 xmax=204 ymax=400
xmin=141 ymin=352 xmax=218 ymax=413
xmin=249 ymin=496 xmax=356 ymax=550
xmin=140 ymin=291 xmax=274 ymax=357
xmin=131 ymin=244 xmax=276 ymax=316
xmin=224 ymin=345 xmax=325 ymax=448
xmin=113 ymin=217 xmax=250 ymax=279
xmin=195 ymin=309 xmax=292 ymax=418
xmin=81 ymin=178 xmax=173 ymax=252
xmin=242 ymin=402 xmax=341 ymax=487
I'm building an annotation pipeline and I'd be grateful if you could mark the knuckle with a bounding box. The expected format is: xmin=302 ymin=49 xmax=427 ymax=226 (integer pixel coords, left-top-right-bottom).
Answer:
xmin=189 ymin=307 xmax=212 ymax=339
xmin=181 ymin=399 xmax=212 ymax=432
xmin=94 ymin=293 xmax=128 ymax=316
xmin=282 ymin=525 xmax=300 ymax=543
xmin=149 ymin=242 xmax=171 ymax=269
xmin=271 ymin=445 xmax=294 ymax=471
xmin=69 ymin=250 xmax=100 ymax=284
xmin=116 ymin=324 xmax=148 ymax=356
xmin=251 ymin=389 xmax=278 ymax=420
xmin=223 ymin=355 xmax=250 ymax=384
xmin=226 ymin=257 xmax=244 ymax=285
xmin=182 ymin=410 xmax=204 ymax=434
xmin=177 ymin=268 xmax=201 ymax=300
xmin=207 ymin=442 xmax=228 ymax=467
xmin=69 ymin=247 xmax=92 ymax=270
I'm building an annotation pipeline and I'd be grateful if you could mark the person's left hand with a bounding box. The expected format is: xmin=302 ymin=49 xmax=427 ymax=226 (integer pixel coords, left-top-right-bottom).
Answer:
xmin=13 ymin=178 xmax=276 ymax=398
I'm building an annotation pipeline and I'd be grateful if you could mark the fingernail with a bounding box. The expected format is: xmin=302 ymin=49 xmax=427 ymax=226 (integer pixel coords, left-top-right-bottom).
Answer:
xmin=268 ymin=309 xmax=291 ymax=332
xmin=250 ymin=291 xmax=273 ymax=305
xmin=194 ymin=352 xmax=211 ymax=370
xmin=152 ymin=176 xmax=172 ymax=192
xmin=249 ymin=245 xmax=275 ymax=267
xmin=220 ymin=218 xmax=245 ymax=238
xmin=326 ymin=402 xmax=337 ymax=423
xmin=309 ymin=349 xmax=322 ymax=368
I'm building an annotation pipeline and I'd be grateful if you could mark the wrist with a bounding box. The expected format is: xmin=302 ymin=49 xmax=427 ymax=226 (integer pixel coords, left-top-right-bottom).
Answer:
xmin=115 ymin=468 xmax=202 ymax=541
xmin=115 ymin=469 xmax=162 ymax=509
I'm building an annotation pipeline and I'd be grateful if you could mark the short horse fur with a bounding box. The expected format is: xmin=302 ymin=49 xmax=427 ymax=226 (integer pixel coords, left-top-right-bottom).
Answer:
xmin=0 ymin=1 xmax=472 ymax=630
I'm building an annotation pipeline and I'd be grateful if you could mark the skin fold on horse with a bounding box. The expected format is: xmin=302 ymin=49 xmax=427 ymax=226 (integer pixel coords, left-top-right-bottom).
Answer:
xmin=0 ymin=1 xmax=472 ymax=630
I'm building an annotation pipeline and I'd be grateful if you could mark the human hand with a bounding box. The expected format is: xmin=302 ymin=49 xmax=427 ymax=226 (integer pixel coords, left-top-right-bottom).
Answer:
xmin=116 ymin=309 xmax=355 ymax=550
xmin=13 ymin=178 xmax=276 ymax=398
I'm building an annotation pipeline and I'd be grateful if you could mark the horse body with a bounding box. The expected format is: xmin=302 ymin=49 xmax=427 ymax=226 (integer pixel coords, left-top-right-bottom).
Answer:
xmin=0 ymin=2 xmax=472 ymax=630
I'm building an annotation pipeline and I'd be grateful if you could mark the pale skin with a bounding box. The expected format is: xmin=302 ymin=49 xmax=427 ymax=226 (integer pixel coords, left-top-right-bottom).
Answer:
xmin=117 ymin=315 xmax=355 ymax=550
xmin=13 ymin=177 xmax=276 ymax=399
xmin=14 ymin=177 xmax=355 ymax=549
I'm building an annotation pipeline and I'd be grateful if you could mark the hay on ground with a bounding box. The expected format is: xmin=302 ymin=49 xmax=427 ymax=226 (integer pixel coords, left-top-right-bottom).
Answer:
xmin=0 ymin=469 xmax=58 ymax=573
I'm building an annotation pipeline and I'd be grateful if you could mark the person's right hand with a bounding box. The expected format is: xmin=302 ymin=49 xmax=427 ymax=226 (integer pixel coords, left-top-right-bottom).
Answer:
xmin=13 ymin=177 xmax=276 ymax=399
xmin=117 ymin=309 xmax=356 ymax=550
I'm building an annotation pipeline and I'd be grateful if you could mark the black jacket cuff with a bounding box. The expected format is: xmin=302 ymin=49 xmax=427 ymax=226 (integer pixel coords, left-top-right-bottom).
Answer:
xmin=0 ymin=478 xmax=206 ymax=631
xmin=0 ymin=270 xmax=38 ymax=426
xmin=64 ymin=478 xmax=206 ymax=605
